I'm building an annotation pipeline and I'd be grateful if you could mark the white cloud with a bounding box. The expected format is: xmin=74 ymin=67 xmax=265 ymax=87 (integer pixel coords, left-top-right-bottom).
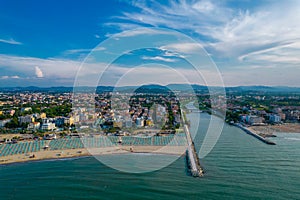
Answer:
xmin=0 ymin=75 xmax=20 ymax=79
xmin=192 ymin=0 xmax=214 ymax=13
xmin=0 ymin=38 xmax=22 ymax=45
xmin=115 ymin=0 xmax=300 ymax=67
xmin=0 ymin=54 xmax=81 ymax=79
xmin=0 ymin=52 xmax=299 ymax=86
xmin=163 ymin=50 xmax=185 ymax=58
xmin=142 ymin=56 xmax=177 ymax=62
xmin=0 ymin=54 xmax=116 ymax=86
xmin=64 ymin=47 xmax=106 ymax=55
xmin=35 ymin=66 xmax=44 ymax=78
xmin=113 ymin=28 xmax=175 ymax=38
xmin=111 ymin=66 xmax=207 ymax=86
xmin=119 ymin=0 xmax=232 ymax=33
xmin=238 ymin=40 xmax=300 ymax=64
xmin=160 ymin=43 xmax=202 ymax=54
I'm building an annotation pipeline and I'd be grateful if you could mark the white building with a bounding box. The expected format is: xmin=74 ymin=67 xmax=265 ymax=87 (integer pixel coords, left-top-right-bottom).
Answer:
xmin=27 ymin=122 xmax=40 ymax=130
xmin=136 ymin=117 xmax=144 ymax=127
xmin=41 ymin=123 xmax=56 ymax=131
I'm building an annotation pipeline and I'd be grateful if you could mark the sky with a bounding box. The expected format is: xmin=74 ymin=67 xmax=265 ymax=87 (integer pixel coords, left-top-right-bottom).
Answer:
xmin=0 ymin=0 xmax=300 ymax=87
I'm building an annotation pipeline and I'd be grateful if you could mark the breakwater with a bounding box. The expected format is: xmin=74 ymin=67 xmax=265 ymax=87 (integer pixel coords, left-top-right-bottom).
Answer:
xmin=235 ymin=123 xmax=276 ymax=145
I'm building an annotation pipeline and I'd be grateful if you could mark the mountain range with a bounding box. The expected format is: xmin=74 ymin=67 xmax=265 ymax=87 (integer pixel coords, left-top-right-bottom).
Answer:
xmin=0 ymin=84 xmax=299 ymax=93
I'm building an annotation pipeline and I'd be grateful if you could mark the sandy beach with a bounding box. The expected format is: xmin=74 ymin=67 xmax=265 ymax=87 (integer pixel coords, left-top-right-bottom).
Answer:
xmin=248 ymin=123 xmax=300 ymax=136
xmin=0 ymin=145 xmax=187 ymax=165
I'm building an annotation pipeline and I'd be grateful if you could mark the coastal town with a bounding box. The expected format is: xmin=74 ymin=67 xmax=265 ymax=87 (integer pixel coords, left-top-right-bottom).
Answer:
xmin=0 ymin=90 xmax=184 ymax=143
xmin=0 ymin=87 xmax=299 ymax=143
xmin=0 ymin=87 xmax=190 ymax=165
xmin=0 ymin=86 xmax=299 ymax=165
xmin=223 ymin=90 xmax=300 ymax=136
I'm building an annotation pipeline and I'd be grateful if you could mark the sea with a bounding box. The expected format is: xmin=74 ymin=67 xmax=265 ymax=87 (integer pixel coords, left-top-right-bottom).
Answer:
xmin=0 ymin=113 xmax=300 ymax=200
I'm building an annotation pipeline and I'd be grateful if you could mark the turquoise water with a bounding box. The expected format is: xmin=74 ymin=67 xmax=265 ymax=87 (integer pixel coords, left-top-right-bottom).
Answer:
xmin=1 ymin=113 xmax=300 ymax=200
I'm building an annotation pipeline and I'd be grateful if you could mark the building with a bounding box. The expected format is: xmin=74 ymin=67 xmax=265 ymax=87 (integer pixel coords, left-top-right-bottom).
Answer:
xmin=246 ymin=115 xmax=263 ymax=125
xmin=113 ymin=121 xmax=123 ymax=128
xmin=72 ymin=115 xmax=80 ymax=123
xmin=65 ymin=117 xmax=74 ymax=126
xmin=269 ymin=114 xmax=281 ymax=123
xmin=284 ymin=110 xmax=300 ymax=121
xmin=79 ymin=113 xmax=89 ymax=121
xmin=125 ymin=119 xmax=132 ymax=128
xmin=279 ymin=113 xmax=286 ymax=121
xmin=6 ymin=109 xmax=15 ymax=116
xmin=40 ymin=112 xmax=47 ymax=119
xmin=40 ymin=118 xmax=56 ymax=131
xmin=136 ymin=118 xmax=144 ymax=127
xmin=27 ymin=122 xmax=41 ymax=130
xmin=18 ymin=115 xmax=35 ymax=124
xmin=21 ymin=107 xmax=32 ymax=112
xmin=152 ymin=105 xmax=157 ymax=123
xmin=55 ymin=117 xmax=65 ymax=127
xmin=42 ymin=118 xmax=50 ymax=124
xmin=41 ymin=122 xmax=56 ymax=131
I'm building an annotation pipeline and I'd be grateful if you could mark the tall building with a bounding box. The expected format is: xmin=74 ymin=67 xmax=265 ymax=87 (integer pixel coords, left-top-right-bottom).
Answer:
xmin=152 ymin=104 xmax=157 ymax=123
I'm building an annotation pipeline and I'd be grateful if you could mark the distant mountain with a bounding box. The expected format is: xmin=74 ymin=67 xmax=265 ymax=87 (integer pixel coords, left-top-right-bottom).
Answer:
xmin=226 ymin=86 xmax=300 ymax=93
xmin=0 ymin=86 xmax=73 ymax=93
xmin=134 ymin=84 xmax=173 ymax=94
xmin=166 ymin=84 xmax=208 ymax=92
xmin=0 ymin=85 xmax=299 ymax=93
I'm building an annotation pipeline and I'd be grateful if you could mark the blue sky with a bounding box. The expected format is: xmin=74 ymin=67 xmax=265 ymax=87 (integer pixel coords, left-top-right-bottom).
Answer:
xmin=0 ymin=0 xmax=299 ymax=87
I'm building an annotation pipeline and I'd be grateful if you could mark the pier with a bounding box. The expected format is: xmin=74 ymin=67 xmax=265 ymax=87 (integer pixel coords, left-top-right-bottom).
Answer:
xmin=235 ymin=123 xmax=276 ymax=145
xmin=184 ymin=124 xmax=204 ymax=177
xmin=181 ymin=107 xmax=203 ymax=177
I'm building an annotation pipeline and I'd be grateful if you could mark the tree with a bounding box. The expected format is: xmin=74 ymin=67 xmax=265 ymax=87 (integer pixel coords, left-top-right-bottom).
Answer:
xmin=5 ymin=117 xmax=19 ymax=128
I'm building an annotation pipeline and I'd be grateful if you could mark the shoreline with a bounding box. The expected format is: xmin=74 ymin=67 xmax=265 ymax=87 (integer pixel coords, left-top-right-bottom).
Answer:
xmin=0 ymin=155 xmax=92 ymax=166
xmin=0 ymin=145 xmax=187 ymax=165
xmin=247 ymin=123 xmax=300 ymax=135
